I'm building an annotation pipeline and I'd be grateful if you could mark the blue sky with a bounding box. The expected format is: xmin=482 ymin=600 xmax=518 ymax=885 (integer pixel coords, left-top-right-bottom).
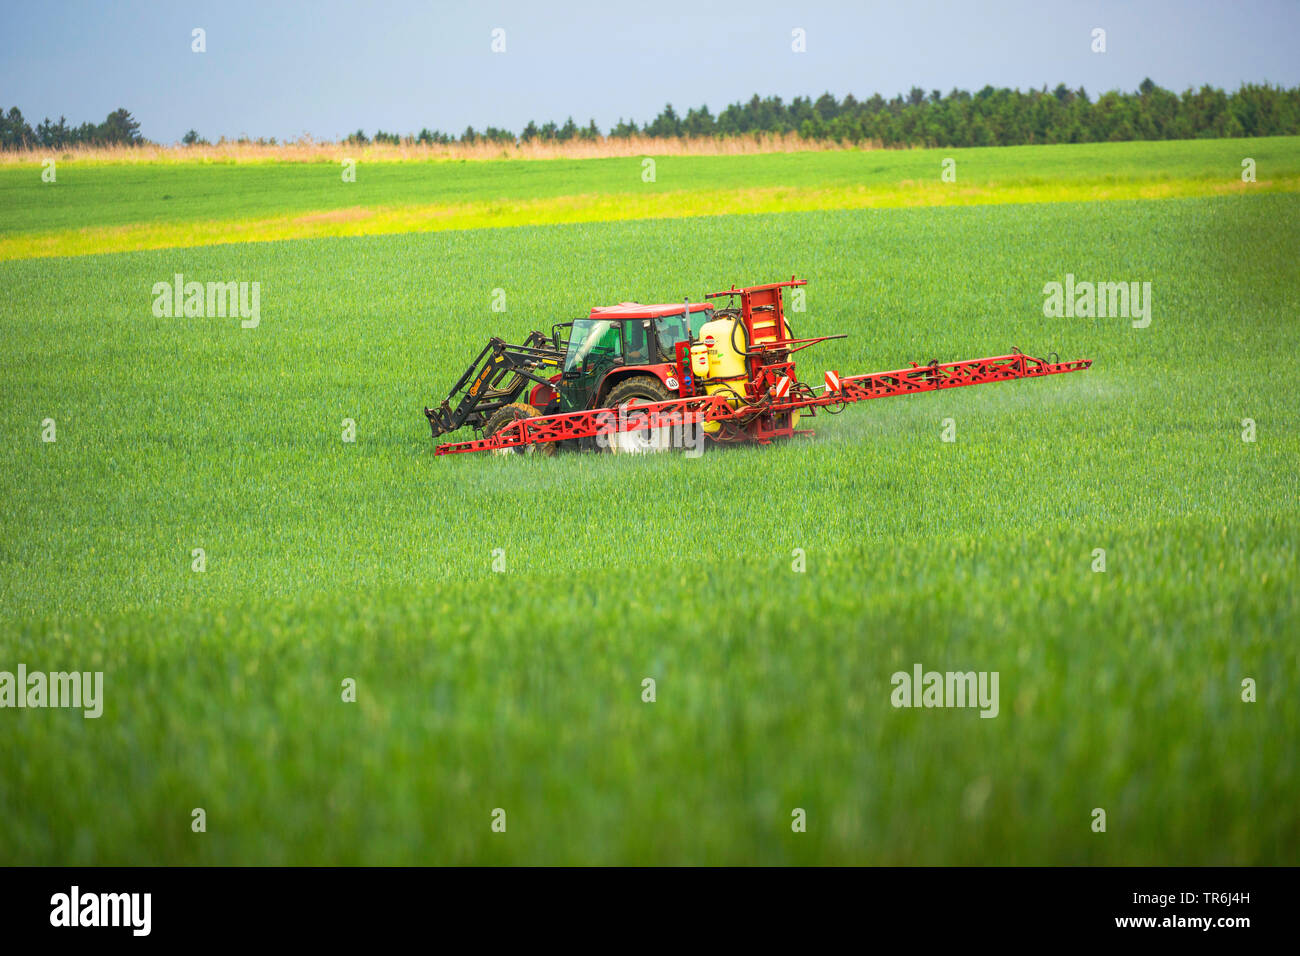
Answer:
xmin=2 ymin=0 xmax=1297 ymax=143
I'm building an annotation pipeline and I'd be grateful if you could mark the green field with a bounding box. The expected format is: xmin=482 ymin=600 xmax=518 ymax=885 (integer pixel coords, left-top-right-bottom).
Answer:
xmin=3 ymin=138 xmax=1296 ymax=232
xmin=1 ymin=141 xmax=1297 ymax=864
xmin=2 ymin=137 xmax=1296 ymax=259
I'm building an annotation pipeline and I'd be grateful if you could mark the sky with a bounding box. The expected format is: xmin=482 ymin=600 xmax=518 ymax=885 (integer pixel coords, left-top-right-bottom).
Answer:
xmin=1 ymin=0 xmax=1298 ymax=143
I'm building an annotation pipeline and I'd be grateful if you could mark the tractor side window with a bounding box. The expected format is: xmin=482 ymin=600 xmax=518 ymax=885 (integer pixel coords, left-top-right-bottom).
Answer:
xmin=626 ymin=321 xmax=649 ymax=364
xmin=688 ymin=308 xmax=712 ymax=337
xmin=654 ymin=308 xmax=711 ymax=360
xmin=598 ymin=322 xmax=623 ymax=358
xmin=653 ymin=314 xmax=686 ymax=358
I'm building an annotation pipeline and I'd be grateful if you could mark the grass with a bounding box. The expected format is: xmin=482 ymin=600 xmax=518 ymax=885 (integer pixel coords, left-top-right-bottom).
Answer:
xmin=3 ymin=176 xmax=1291 ymax=262
xmin=2 ymin=136 xmax=1297 ymax=258
xmin=0 ymin=178 xmax=1296 ymax=863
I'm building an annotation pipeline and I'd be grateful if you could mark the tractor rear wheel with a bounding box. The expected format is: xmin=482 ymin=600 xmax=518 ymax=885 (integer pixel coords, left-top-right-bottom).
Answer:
xmin=600 ymin=376 xmax=679 ymax=455
xmin=483 ymin=403 xmax=556 ymax=456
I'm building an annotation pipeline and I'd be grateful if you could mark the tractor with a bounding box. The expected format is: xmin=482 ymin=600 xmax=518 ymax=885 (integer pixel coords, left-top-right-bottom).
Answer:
xmin=424 ymin=278 xmax=1091 ymax=456
xmin=424 ymin=300 xmax=714 ymax=454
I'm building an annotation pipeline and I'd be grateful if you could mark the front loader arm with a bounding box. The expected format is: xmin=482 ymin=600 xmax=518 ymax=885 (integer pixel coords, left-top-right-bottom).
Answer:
xmin=424 ymin=331 xmax=563 ymax=438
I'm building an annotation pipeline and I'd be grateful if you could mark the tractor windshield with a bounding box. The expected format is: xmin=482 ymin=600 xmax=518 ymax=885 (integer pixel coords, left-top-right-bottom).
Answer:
xmin=564 ymin=319 xmax=623 ymax=372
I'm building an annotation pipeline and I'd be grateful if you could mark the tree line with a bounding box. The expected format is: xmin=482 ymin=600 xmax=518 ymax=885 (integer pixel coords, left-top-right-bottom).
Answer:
xmin=0 ymin=106 xmax=142 ymax=149
xmin=4 ymin=80 xmax=1298 ymax=151
xmin=352 ymin=80 xmax=1300 ymax=148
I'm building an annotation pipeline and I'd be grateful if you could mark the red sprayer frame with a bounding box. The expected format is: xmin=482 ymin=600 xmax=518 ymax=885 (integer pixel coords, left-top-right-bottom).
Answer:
xmin=432 ymin=278 xmax=1092 ymax=456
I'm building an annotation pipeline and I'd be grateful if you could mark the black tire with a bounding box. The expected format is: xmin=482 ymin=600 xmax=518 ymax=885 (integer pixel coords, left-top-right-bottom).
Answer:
xmin=600 ymin=376 xmax=679 ymax=454
xmin=604 ymin=376 xmax=672 ymax=407
xmin=483 ymin=403 xmax=556 ymax=456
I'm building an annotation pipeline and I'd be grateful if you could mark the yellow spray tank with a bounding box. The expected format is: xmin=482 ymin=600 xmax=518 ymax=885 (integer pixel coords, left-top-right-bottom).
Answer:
xmin=695 ymin=313 xmax=800 ymax=435
xmin=696 ymin=314 xmax=749 ymax=434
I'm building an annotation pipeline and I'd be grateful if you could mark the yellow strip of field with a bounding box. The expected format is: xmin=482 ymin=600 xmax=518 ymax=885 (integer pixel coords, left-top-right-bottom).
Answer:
xmin=3 ymin=175 xmax=1295 ymax=261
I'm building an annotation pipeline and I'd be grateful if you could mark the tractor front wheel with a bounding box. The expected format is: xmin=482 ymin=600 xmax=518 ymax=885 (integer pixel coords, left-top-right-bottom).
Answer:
xmin=483 ymin=403 xmax=556 ymax=456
